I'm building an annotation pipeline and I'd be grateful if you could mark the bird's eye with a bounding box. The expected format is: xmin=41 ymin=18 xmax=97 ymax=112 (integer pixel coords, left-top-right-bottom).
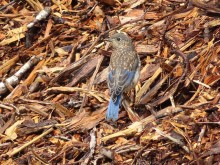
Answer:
xmin=116 ymin=37 xmax=121 ymax=41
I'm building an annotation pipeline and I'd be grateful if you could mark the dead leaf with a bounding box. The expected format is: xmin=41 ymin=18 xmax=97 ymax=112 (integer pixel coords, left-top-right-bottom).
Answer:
xmin=5 ymin=119 xmax=25 ymax=140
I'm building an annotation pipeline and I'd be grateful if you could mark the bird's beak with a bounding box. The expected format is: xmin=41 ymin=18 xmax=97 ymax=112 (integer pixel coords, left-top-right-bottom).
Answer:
xmin=104 ymin=38 xmax=112 ymax=42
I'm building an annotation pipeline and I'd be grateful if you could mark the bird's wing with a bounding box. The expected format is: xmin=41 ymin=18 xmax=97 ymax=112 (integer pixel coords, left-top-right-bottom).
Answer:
xmin=108 ymin=69 xmax=135 ymax=94
xmin=108 ymin=57 xmax=139 ymax=102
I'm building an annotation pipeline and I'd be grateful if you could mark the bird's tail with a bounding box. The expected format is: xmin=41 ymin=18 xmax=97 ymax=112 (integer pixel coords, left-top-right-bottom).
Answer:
xmin=106 ymin=94 xmax=121 ymax=122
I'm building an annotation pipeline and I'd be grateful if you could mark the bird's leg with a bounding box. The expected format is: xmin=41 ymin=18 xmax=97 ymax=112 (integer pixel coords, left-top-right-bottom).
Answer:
xmin=122 ymin=92 xmax=132 ymax=106
xmin=130 ymin=89 xmax=136 ymax=107
xmin=121 ymin=94 xmax=129 ymax=105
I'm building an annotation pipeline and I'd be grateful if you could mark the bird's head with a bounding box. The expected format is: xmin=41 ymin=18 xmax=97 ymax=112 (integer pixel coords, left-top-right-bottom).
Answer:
xmin=105 ymin=33 xmax=133 ymax=50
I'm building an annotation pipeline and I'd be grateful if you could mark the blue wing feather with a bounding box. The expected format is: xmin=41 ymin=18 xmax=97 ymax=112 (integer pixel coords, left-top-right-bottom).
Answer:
xmin=108 ymin=70 xmax=135 ymax=96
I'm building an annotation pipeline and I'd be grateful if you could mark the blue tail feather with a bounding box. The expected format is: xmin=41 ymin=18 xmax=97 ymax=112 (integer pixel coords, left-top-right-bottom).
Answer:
xmin=106 ymin=95 xmax=121 ymax=122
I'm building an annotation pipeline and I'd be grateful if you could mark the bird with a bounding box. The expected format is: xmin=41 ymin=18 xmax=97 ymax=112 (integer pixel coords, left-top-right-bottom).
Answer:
xmin=106 ymin=33 xmax=140 ymax=122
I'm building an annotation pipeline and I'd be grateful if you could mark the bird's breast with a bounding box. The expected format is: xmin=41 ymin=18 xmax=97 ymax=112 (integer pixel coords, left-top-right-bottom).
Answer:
xmin=110 ymin=50 xmax=137 ymax=71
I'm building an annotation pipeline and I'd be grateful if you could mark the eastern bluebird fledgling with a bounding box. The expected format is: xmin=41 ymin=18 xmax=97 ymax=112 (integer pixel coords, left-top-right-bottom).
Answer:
xmin=106 ymin=33 xmax=140 ymax=122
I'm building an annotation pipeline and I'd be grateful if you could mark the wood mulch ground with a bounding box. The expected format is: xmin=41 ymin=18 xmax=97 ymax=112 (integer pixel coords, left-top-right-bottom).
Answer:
xmin=0 ymin=0 xmax=220 ymax=164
